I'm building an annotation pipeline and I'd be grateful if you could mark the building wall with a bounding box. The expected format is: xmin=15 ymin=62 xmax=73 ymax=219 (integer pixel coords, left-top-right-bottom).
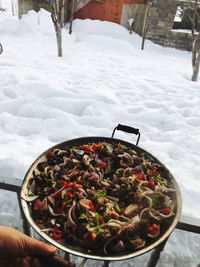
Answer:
xmin=146 ymin=0 xmax=200 ymax=51
xmin=121 ymin=3 xmax=146 ymax=34
xmin=74 ymin=0 xmax=146 ymax=25
xmin=18 ymin=0 xmax=51 ymax=19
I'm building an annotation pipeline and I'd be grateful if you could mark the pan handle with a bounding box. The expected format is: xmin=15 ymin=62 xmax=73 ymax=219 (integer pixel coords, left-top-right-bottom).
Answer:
xmin=111 ymin=124 xmax=140 ymax=146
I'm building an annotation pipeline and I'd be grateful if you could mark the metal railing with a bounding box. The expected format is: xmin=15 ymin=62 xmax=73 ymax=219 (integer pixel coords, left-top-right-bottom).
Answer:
xmin=0 ymin=176 xmax=200 ymax=267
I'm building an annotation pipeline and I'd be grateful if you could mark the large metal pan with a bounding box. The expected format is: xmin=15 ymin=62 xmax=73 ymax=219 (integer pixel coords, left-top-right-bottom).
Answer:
xmin=20 ymin=125 xmax=182 ymax=261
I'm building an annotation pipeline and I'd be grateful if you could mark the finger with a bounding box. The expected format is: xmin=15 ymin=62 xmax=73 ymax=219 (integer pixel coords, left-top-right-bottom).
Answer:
xmin=21 ymin=236 xmax=57 ymax=256
xmin=39 ymin=255 xmax=75 ymax=267
xmin=31 ymin=257 xmax=43 ymax=267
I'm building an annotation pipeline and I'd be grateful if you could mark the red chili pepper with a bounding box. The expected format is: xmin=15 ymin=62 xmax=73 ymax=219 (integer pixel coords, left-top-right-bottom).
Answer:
xmin=89 ymin=202 xmax=95 ymax=211
xmin=99 ymin=162 xmax=106 ymax=169
xmin=83 ymin=232 xmax=90 ymax=240
xmin=34 ymin=199 xmax=41 ymax=211
xmin=83 ymin=146 xmax=90 ymax=154
xmin=52 ymin=232 xmax=63 ymax=240
xmin=59 ymin=180 xmax=71 ymax=188
xmin=72 ymin=227 xmax=76 ymax=233
xmin=135 ymin=174 xmax=144 ymax=179
xmin=111 ymin=211 xmax=120 ymax=218
xmin=95 ymin=204 xmax=99 ymax=210
xmin=163 ymin=208 xmax=171 ymax=215
xmin=49 ymin=152 xmax=53 ymax=157
xmin=35 ymin=219 xmax=45 ymax=224
xmin=147 ymin=226 xmax=154 ymax=233
xmin=92 ymin=143 xmax=98 ymax=151
xmin=73 ymin=181 xmax=77 ymax=190
xmin=148 ymin=224 xmax=160 ymax=235
xmin=54 ymin=225 xmax=59 ymax=230
xmin=148 ymin=180 xmax=156 ymax=186
xmin=65 ymin=182 xmax=71 ymax=187
xmin=99 ymin=215 xmax=104 ymax=224
xmin=153 ymin=169 xmax=157 ymax=174
xmin=91 ymin=232 xmax=96 ymax=241
xmin=152 ymin=224 xmax=160 ymax=230
xmin=68 ymin=192 xmax=74 ymax=199
xmin=98 ymin=144 xmax=102 ymax=150
xmin=62 ymin=202 xmax=66 ymax=207
xmin=146 ymin=169 xmax=151 ymax=174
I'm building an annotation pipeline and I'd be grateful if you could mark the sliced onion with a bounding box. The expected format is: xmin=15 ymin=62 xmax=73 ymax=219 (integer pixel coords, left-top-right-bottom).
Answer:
xmin=50 ymin=185 xmax=66 ymax=198
xmin=42 ymin=198 xmax=48 ymax=211
xmin=21 ymin=194 xmax=39 ymax=202
xmin=41 ymin=228 xmax=54 ymax=233
xmin=79 ymin=199 xmax=92 ymax=210
xmin=118 ymin=152 xmax=133 ymax=165
xmin=67 ymin=201 xmax=77 ymax=227
xmin=73 ymin=149 xmax=85 ymax=156
xmin=47 ymin=196 xmax=55 ymax=206
xmin=29 ymin=180 xmax=35 ymax=194
xmin=111 ymin=240 xmax=125 ymax=253
xmin=54 ymin=165 xmax=61 ymax=171
xmin=106 ymin=196 xmax=119 ymax=203
xmin=48 ymin=205 xmax=63 ymax=217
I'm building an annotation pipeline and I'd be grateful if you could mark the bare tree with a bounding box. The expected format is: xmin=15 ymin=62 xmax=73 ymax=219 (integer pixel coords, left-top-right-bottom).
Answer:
xmin=49 ymin=0 xmax=66 ymax=57
xmin=187 ymin=0 xmax=200 ymax=81
xmin=47 ymin=0 xmax=85 ymax=56
xmin=0 ymin=43 xmax=3 ymax=54
xmin=141 ymin=0 xmax=150 ymax=50
xmin=68 ymin=0 xmax=75 ymax=34
xmin=68 ymin=0 xmax=87 ymax=34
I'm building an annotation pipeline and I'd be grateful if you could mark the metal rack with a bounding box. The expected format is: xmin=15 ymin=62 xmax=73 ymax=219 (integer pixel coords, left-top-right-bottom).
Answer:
xmin=0 ymin=176 xmax=200 ymax=267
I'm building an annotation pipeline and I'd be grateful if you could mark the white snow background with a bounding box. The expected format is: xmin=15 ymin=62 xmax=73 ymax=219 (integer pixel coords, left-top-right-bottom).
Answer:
xmin=0 ymin=3 xmax=200 ymax=267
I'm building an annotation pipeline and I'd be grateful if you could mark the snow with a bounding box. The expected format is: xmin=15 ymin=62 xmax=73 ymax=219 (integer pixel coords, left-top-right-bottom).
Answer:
xmin=174 ymin=6 xmax=182 ymax=23
xmin=0 ymin=7 xmax=200 ymax=267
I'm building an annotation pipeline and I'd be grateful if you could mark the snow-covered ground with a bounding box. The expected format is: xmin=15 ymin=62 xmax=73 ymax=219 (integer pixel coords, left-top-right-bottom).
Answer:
xmin=0 ymin=7 xmax=200 ymax=267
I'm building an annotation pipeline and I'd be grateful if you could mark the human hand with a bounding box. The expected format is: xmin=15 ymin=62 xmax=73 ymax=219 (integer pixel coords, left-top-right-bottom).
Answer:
xmin=0 ymin=225 xmax=57 ymax=267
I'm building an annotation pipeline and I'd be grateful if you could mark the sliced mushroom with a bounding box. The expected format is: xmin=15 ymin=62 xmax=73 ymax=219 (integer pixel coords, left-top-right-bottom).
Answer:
xmin=129 ymin=238 xmax=146 ymax=249
xmin=83 ymin=155 xmax=90 ymax=166
xmin=124 ymin=204 xmax=139 ymax=217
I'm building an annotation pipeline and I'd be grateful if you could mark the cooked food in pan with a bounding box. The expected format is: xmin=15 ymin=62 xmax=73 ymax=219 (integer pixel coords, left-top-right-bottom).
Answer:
xmin=23 ymin=141 xmax=175 ymax=255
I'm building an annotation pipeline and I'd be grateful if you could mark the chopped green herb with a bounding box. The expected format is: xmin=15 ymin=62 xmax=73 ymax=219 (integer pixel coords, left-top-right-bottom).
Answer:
xmin=141 ymin=163 xmax=147 ymax=169
xmin=155 ymin=174 xmax=163 ymax=184
xmin=96 ymin=226 xmax=104 ymax=237
xmin=89 ymin=222 xmax=96 ymax=227
xmin=132 ymin=149 xmax=137 ymax=155
xmin=66 ymin=199 xmax=73 ymax=204
xmin=95 ymin=192 xmax=107 ymax=199
xmin=95 ymin=212 xmax=100 ymax=226
xmin=114 ymin=204 xmax=121 ymax=214
xmin=78 ymin=213 xmax=87 ymax=220
xmin=103 ymin=212 xmax=110 ymax=222
xmin=127 ymin=184 xmax=132 ymax=191
xmin=28 ymin=193 xmax=35 ymax=197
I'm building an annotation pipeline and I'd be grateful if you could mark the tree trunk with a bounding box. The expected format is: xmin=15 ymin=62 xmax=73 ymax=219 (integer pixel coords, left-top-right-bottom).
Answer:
xmin=192 ymin=49 xmax=200 ymax=81
xmin=69 ymin=0 xmax=75 ymax=34
xmin=141 ymin=0 xmax=150 ymax=50
xmin=191 ymin=33 xmax=200 ymax=81
xmin=55 ymin=23 xmax=62 ymax=57
xmin=69 ymin=21 xmax=73 ymax=34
